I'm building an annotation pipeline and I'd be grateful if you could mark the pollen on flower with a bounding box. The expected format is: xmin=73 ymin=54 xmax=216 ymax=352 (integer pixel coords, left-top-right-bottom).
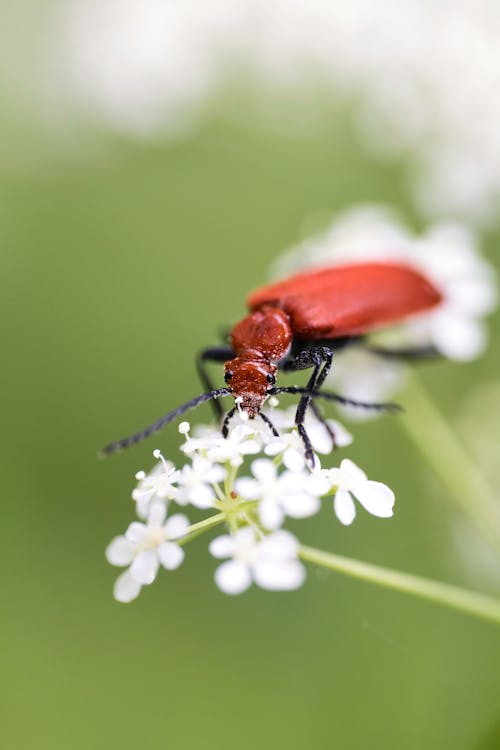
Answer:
xmin=178 ymin=421 xmax=190 ymax=435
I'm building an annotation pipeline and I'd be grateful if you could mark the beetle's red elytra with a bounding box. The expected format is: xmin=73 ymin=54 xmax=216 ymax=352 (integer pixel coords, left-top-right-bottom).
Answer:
xmin=225 ymin=262 xmax=442 ymax=417
xmin=102 ymin=261 xmax=443 ymax=465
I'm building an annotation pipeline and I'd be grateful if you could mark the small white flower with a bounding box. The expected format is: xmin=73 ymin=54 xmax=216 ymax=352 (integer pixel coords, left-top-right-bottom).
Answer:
xmin=179 ymin=422 xmax=221 ymax=456
xmin=235 ymin=458 xmax=323 ymax=530
xmin=206 ymin=424 xmax=262 ymax=467
xmin=106 ymin=502 xmax=190 ymax=602
xmin=324 ymin=458 xmax=395 ymax=526
xmin=132 ymin=449 xmax=179 ymax=519
xmin=263 ymin=406 xmax=352 ymax=466
xmin=209 ymin=527 xmax=305 ymax=595
xmin=176 ymin=455 xmax=226 ymax=509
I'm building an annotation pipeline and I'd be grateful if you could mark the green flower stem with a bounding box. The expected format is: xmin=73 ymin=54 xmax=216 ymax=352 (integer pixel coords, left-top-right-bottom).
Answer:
xmin=401 ymin=373 xmax=500 ymax=551
xmin=179 ymin=513 xmax=227 ymax=545
xmin=180 ymin=501 xmax=259 ymax=545
xmin=299 ymin=545 xmax=500 ymax=626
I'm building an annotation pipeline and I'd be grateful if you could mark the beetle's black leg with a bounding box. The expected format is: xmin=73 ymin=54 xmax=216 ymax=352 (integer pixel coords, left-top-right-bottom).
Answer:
xmin=283 ymin=346 xmax=333 ymax=469
xmin=309 ymin=401 xmax=337 ymax=450
xmin=270 ymin=385 xmax=402 ymax=413
xmin=196 ymin=346 xmax=234 ymax=421
xmin=364 ymin=344 xmax=441 ymax=360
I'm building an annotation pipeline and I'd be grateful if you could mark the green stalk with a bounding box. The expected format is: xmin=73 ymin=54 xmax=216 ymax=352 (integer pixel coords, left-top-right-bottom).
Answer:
xmin=299 ymin=545 xmax=500 ymax=626
xmin=179 ymin=513 xmax=227 ymax=545
xmin=401 ymin=373 xmax=500 ymax=551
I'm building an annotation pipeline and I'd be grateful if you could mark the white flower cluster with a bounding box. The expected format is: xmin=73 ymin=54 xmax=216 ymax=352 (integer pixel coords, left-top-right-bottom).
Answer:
xmin=60 ymin=0 xmax=500 ymax=222
xmin=106 ymin=410 xmax=395 ymax=601
xmin=272 ymin=206 xmax=497 ymax=411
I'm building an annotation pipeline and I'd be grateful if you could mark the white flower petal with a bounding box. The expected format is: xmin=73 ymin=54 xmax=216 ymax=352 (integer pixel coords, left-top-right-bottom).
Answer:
xmin=239 ymin=439 xmax=262 ymax=455
xmin=234 ymin=477 xmax=261 ymax=500
xmin=447 ymin=277 xmax=496 ymax=317
xmin=158 ymin=542 xmax=184 ymax=570
xmin=209 ymin=534 xmax=235 ymax=559
xmin=282 ymin=447 xmax=305 ymax=472
xmin=164 ymin=513 xmax=190 ymax=540
xmin=281 ymin=492 xmax=321 ymax=519
xmin=340 ymin=459 xmax=368 ymax=484
xmin=306 ymin=471 xmax=331 ymax=496
xmin=306 ymin=423 xmax=335 ymax=455
xmin=188 ymin=484 xmax=216 ymax=509
xmin=129 ymin=550 xmax=160 ymax=585
xmin=334 ymin=489 xmax=357 ymax=526
xmin=263 ymin=439 xmax=287 ymax=457
xmin=430 ymin=310 xmax=486 ymax=361
xmin=258 ymin=530 xmax=299 ymax=559
xmin=204 ymin=464 xmax=226 ymax=483
xmin=106 ymin=536 xmax=135 ymax=566
xmin=113 ymin=571 xmax=142 ymax=603
xmin=125 ymin=522 xmax=146 ymax=543
xmin=353 ymin=480 xmax=395 ymax=519
xmin=258 ymin=498 xmax=284 ymax=530
xmin=214 ymin=560 xmax=252 ymax=595
xmin=147 ymin=500 xmax=167 ymax=526
xmin=254 ymin=560 xmax=306 ymax=591
xmin=327 ymin=420 xmax=353 ymax=448
xmin=251 ymin=458 xmax=277 ymax=483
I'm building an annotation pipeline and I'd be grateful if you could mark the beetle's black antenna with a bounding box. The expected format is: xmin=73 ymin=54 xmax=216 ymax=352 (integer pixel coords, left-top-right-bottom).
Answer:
xmin=270 ymin=386 xmax=402 ymax=413
xmin=259 ymin=411 xmax=280 ymax=437
xmin=221 ymin=406 xmax=237 ymax=438
xmin=100 ymin=388 xmax=232 ymax=457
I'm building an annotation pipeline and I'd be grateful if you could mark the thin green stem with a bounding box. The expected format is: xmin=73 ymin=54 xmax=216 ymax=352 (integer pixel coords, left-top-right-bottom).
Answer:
xmin=299 ymin=545 xmax=500 ymax=626
xmin=179 ymin=513 xmax=227 ymax=545
xmin=400 ymin=373 xmax=500 ymax=551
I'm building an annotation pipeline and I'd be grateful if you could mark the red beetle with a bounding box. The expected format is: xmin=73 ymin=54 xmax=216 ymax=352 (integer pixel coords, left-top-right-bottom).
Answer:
xmin=102 ymin=261 xmax=442 ymax=465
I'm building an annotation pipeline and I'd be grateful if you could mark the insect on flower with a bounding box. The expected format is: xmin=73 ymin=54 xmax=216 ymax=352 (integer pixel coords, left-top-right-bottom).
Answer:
xmin=101 ymin=262 xmax=443 ymax=467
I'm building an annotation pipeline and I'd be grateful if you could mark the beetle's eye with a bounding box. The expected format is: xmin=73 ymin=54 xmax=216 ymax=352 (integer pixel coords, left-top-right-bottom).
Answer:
xmin=224 ymin=370 xmax=233 ymax=383
xmin=266 ymin=373 xmax=276 ymax=385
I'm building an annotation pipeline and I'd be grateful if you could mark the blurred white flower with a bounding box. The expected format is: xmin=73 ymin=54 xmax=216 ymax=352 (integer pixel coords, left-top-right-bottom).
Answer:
xmin=406 ymin=225 xmax=497 ymax=360
xmin=235 ymin=458 xmax=323 ymax=530
xmin=106 ymin=502 xmax=190 ymax=601
xmin=132 ymin=449 xmax=179 ymax=518
xmin=324 ymin=458 xmax=395 ymax=526
xmin=55 ymin=0 xmax=500 ymax=221
xmin=209 ymin=527 xmax=305 ymax=594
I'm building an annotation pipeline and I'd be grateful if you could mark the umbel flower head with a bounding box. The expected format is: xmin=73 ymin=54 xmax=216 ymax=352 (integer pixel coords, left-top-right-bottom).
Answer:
xmin=105 ymin=409 xmax=395 ymax=602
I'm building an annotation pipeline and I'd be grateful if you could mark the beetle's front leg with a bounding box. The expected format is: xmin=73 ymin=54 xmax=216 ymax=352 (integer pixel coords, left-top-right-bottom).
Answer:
xmin=283 ymin=346 xmax=333 ymax=468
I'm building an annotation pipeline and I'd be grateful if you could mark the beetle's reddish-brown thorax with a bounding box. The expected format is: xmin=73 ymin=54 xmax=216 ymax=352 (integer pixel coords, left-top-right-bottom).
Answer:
xmin=224 ymin=306 xmax=292 ymax=416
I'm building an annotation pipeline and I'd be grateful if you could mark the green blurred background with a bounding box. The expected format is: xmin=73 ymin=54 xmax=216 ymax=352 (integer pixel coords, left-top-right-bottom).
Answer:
xmin=2 ymin=20 xmax=500 ymax=750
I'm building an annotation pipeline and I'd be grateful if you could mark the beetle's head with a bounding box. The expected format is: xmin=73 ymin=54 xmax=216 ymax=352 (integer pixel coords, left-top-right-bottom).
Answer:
xmin=224 ymin=355 xmax=277 ymax=417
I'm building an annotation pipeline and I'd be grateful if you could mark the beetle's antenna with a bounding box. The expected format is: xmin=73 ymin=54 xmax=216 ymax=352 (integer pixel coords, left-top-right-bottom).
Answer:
xmin=221 ymin=406 xmax=237 ymax=438
xmin=100 ymin=388 xmax=232 ymax=457
xmin=269 ymin=386 xmax=402 ymax=413
xmin=259 ymin=411 xmax=280 ymax=437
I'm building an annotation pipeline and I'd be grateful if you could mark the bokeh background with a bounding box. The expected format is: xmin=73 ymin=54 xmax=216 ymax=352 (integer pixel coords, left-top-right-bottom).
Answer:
xmin=2 ymin=2 xmax=500 ymax=749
